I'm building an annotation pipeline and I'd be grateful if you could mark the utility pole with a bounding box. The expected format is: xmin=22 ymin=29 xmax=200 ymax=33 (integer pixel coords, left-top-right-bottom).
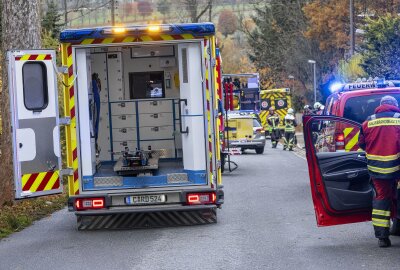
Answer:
xmin=349 ymin=0 xmax=355 ymax=56
xmin=308 ymin=60 xmax=317 ymax=104
xmin=63 ymin=0 xmax=68 ymax=26
xmin=111 ymin=0 xmax=115 ymax=26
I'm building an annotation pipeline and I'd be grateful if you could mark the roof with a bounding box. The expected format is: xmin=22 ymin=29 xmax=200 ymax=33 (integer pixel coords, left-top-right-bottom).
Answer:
xmin=260 ymin=88 xmax=290 ymax=94
xmin=59 ymin=23 xmax=215 ymax=43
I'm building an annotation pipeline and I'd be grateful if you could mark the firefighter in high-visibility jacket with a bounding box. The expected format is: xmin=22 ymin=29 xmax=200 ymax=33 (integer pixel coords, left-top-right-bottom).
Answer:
xmin=267 ymin=107 xmax=280 ymax=148
xmin=358 ymin=96 xmax=400 ymax=248
xmin=283 ymin=108 xmax=297 ymax=151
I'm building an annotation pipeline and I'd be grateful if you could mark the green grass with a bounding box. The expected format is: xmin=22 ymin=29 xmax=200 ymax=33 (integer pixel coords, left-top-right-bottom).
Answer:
xmin=0 ymin=194 xmax=67 ymax=239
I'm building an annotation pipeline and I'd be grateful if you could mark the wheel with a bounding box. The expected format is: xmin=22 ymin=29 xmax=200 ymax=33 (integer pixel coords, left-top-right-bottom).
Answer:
xmin=255 ymin=147 xmax=264 ymax=154
xmin=390 ymin=218 xmax=400 ymax=236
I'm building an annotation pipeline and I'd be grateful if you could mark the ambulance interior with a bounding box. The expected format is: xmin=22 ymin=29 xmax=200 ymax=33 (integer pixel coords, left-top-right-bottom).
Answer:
xmin=75 ymin=43 xmax=208 ymax=190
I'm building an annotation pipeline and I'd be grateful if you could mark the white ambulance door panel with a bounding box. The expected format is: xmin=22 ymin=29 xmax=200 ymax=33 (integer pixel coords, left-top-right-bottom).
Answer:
xmin=177 ymin=43 xmax=206 ymax=172
xmin=8 ymin=50 xmax=62 ymax=199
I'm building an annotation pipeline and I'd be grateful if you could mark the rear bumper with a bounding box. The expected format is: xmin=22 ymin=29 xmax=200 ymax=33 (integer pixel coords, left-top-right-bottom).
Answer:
xmin=68 ymin=188 xmax=224 ymax=214
xmin=74 ymin=204 xmax=217 ymax=216
xmin=229 ymin=140 xmax=265 ymax=149
xmin=76 ymin=207 xmax=218 ymax=230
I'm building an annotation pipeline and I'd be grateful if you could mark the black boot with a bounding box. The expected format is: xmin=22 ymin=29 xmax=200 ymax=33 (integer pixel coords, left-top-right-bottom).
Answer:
xmin=378 ymin=238 xmax=391 ymax=248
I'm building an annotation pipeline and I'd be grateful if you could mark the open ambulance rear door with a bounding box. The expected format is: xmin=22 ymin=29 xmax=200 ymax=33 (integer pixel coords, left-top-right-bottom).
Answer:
xmin=7 ymin=50 xmax=63 ymax=199
xmin=303 ymin=115 xmax=373 ymax=226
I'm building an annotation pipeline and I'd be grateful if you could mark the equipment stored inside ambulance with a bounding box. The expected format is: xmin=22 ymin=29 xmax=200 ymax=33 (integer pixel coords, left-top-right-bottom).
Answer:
xmin=7 ymin=23 xmax=224 ymax=229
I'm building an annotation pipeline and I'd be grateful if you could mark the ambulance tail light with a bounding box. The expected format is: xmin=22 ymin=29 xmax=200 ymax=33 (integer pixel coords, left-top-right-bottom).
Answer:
xmin=75 ymin=197 xmax=105 ymax=211
xmin=335 ymin=133 xmax=345 ymax=151
xmin=186 ymin=192 xmax=216 ymax=205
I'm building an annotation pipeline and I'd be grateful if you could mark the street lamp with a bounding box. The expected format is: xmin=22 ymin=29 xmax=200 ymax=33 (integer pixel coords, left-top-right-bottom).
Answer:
xmin=308 ymin=60 xmax=317 ymax=104
xmin=288 ymin=75 xmax=294 ymax=94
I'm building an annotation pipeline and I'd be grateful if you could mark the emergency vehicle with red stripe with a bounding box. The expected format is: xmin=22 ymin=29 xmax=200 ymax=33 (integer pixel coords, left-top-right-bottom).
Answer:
xmin=7 ymin=23 xmax=224 ymax=229
xmin=302 ymin=79 xmax=400 ymax=233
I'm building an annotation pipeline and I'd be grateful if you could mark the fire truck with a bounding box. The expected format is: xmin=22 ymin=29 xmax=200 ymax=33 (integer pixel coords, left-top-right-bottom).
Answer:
xmin=222 ymin=73 xmax=260 ymax=111
xmin=259 ymin=88 xmax=292 ymax=135
xmin=7 ymin=23 xmax=224 ymax=229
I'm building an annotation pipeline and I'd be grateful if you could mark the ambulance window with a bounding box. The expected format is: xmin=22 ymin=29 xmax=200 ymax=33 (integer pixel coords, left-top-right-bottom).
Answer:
xmin=22 ymin=62 xmax=48 ymax=112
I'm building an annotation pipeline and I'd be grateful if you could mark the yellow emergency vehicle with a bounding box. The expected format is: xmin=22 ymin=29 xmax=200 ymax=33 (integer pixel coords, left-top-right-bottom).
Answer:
xmin=259 ymin=88 xmax=292 ymax=135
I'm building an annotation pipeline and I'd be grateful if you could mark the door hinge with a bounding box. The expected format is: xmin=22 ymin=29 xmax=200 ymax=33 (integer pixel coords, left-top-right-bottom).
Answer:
xmin=59 ymin=117 xmax=71 ymax=125
xmin=61 ymin=168 xmax=74 ymax=176
xmin=58 ymin=66 xmax=68 ymax=74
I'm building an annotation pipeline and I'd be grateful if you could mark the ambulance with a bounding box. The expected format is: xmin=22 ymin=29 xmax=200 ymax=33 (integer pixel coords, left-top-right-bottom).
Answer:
xmin=7 ymin=23 xmax=224 ymax=229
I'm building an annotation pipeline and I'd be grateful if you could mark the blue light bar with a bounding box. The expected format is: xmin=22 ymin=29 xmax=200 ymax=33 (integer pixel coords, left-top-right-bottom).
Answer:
xmin=60 ymin=23 xmax=215 ymax=43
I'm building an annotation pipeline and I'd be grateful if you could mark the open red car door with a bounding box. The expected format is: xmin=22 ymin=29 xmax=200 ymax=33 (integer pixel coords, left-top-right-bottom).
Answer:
xmin=303 ymin=115 xmax=372 ymax=226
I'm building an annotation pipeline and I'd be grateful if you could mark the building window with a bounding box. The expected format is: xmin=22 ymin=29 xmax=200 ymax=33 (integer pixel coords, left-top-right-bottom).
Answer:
xmin=22 ymin=62 xmax=48 ymax=112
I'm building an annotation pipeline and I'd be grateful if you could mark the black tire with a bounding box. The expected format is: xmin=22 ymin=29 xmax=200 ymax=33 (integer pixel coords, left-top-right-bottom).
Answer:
xmin=390 ymin=218 xmax=400 ymax=236
xmin=255 ymin=147 xmax=264 ymax=154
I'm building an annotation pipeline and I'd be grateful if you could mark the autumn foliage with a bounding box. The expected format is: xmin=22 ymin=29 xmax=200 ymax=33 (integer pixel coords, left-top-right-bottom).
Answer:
xmin=303 ymin=0 xmax=349 ymax=52
xmin=218 ymin=9 xmax=237 ymax=37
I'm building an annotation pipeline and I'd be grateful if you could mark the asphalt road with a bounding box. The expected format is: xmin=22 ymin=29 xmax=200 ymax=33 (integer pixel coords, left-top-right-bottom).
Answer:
xmin=1 ymin=141 xmax=400 ymax=270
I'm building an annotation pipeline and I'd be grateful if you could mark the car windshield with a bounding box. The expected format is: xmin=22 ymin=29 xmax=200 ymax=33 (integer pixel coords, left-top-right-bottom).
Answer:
xmin=253 ymin=119 xmax=261 ymax=127
xmin=343 ymin=93 xmax=400 ymax=123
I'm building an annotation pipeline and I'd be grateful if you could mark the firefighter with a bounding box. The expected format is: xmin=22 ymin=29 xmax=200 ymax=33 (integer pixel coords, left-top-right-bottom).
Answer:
xmin=313 ymin=102 xmax=325 ymax=115
xmin=267 ymin=107 xmax=280 ymax=148
xmin=358 ymin=95 xmax=400 ymax=248
xmin=283 ymin=108 xmax=297 ymax=151
xmin=303 ymin=105 xmax=313 ymax=115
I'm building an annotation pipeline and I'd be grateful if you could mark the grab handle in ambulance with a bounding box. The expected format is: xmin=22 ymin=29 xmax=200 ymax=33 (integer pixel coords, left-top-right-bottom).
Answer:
xmin=179 ymin=99 xmax=189 ymax=134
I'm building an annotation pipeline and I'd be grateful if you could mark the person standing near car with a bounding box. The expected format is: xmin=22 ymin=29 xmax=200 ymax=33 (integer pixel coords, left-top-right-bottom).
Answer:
xmin=267 ymin=107 xmax=280 ymax=148
xmin=358 ymin=95 xmax=400 ymax=248
xmin=283 ymin=108 xmax=297 ymax=151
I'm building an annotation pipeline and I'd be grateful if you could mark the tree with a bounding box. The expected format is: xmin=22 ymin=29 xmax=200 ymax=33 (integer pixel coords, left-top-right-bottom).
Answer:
xmin=157 ymin=0 xmax=170 ymax=21
xmin=303 ymin=0 xmax=349 ymax=54
xmin=42 ymin=0 xmax=63 ymax=39
xmin=218 ymin=9 xmax=237 ymax=37
xmin=0 ymin=0 xmax=42 ymax=206
xmin=246 ymin=1 xmax=323 ymax=99
xmin=179 ymin=0 xmax=212 ymax=23
xmin=361 ymin=15 xmax=400 ymax=79
xmin=137 ymin=1 xmax=153 ymax=20
xmin=338 ymin=54 xmax=367 ymax=82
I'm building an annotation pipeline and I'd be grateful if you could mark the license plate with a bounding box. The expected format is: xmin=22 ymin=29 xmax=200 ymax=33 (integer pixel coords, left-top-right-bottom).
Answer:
xmin=125 ymin=194 xmax=166 ymax=205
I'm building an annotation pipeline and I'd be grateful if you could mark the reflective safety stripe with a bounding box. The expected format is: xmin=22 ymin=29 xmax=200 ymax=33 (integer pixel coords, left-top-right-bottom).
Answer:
xmin=342 ymin=127 xmax=360 ymax=152
xmin=372 ymin=218 xmax=390 ymax=228
xmin=368 ymin=165 xmax=400 ymax=174
xmin=367 ymin=153 xmax=400 ymax=161
xmin=372 ymin=209 xmax=391 ymax=217
xmin=368 ymin=118 xmax=400 ymax=128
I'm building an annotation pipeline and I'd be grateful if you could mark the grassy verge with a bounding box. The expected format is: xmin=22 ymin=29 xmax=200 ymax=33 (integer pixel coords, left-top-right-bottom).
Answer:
xmin=0 ymin=194 xmax=67 ymax=239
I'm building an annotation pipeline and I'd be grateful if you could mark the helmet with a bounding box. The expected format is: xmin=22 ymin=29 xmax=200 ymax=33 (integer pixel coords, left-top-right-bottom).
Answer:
xmin=269 ymin=106 xmax=275 ymax=111
xmin=314 ymin=102 xmax=322 ymax=110
xmin=287 ymin=108 xmax=294 ymax=114
xmin=304 ymin=105 xmax=311 ymax=110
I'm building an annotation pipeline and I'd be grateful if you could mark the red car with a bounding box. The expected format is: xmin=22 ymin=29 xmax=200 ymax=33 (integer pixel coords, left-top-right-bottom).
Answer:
xmin=303 ymin=80 xmax=400 ymax=233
